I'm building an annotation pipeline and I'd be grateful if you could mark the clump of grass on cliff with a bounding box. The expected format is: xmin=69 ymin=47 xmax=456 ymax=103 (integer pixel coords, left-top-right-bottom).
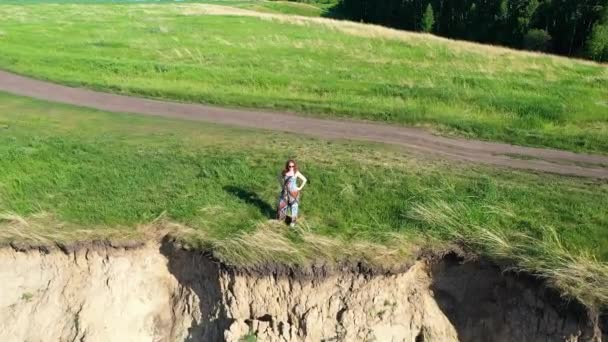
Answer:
xmin=194 ymin=222 xmax=427 ymax=270
xmin=409 ymin=199 xmax=608 ymax=309
xmin=0 ymin=93 xmax=607 ymax=307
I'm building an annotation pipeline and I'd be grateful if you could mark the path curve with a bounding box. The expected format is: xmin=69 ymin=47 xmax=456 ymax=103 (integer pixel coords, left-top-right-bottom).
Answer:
xmin=1 ymin=70 xmax=607 ymax=179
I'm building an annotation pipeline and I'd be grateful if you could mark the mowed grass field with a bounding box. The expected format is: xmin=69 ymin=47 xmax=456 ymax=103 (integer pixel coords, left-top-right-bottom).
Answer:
xmin=0 ymin=3 xmax=606 ymax=153
xmin=1 ymin=92 xmax=608 ymax=306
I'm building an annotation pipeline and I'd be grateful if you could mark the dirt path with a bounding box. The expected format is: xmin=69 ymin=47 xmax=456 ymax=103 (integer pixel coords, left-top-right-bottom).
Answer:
xmin=1 ymin=70 xmax=607 ymax=179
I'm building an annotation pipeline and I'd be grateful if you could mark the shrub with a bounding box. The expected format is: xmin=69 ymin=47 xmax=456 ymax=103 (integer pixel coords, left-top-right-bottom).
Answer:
xmin=586 ymin=24 xmax=608 ymax=62
xmin=523 ymin=29 xmax=551 ymax=52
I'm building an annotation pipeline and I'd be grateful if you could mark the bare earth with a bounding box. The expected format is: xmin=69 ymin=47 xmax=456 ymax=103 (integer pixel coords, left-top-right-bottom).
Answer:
xmin=0 ymin=70 xmax=607 ymax=179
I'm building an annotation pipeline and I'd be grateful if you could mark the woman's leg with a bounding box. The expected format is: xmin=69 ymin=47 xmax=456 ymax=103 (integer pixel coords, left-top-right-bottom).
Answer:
xmin=277 ymin=196 xmax=288 ymax=221
xmin=290 ymin=201 xmax=299 ymax=224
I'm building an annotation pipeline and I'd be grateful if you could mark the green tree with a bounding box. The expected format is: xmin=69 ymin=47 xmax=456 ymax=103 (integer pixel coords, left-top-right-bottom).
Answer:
xmin=508 ymin=0 xmax=540 ymax=44
xmin=497 ymin=0 xmax=508 ymax=21
xmin=421 ymin=3 xmax=435 ymax=32
xmin=586 ymin=23 xmax=608 ymax=61
xmin=495 ymin=0 xmax=510 ymax=43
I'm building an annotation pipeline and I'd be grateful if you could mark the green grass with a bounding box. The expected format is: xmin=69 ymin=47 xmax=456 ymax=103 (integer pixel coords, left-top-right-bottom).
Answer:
xmin=0 ymin=0 xmax=262 ymax=4
xmin=0 ymin=3 xmax=606 ymax=153
xmin=240 ymin=332 xmax=257 ymax=342
xmin=1 ymin=91 xmax=608 ymax=306
xmin=0 ymin=0 xmax=331 ymax=16
xmin=20 ymin=292 xmax=34 ymax=302
xmin=237 ymin=1 xmax=327 ymax=17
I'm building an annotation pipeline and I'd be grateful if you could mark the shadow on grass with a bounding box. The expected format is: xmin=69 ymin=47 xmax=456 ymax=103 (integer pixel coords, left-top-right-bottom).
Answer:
xmin=224 ymin=185 xmax=275 ymax=219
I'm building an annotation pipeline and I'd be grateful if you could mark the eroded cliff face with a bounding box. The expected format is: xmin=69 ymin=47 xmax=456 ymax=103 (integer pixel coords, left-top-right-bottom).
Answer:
xmin=430 ymin=258 xmax=601 ymax=342
xmin=0 ymin=242 xmax=602 ymax=342
xmin=163 ymin=244 xmax=459 ymax=342
xmin=0 ymin=244 xmax=192 ymax=342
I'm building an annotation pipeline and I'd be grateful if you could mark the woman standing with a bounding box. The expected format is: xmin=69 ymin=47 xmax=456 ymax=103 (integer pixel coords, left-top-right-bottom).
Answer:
xmin=277 ymin=160 xmax=307 ymax=227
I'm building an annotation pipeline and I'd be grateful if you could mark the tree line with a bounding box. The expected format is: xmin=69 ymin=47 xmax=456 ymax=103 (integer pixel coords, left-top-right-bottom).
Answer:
xmin=331 ymin=0 xmax=608 ymax=61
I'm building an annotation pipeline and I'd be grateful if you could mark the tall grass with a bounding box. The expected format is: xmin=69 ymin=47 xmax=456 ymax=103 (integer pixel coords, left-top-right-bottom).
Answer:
xmin=0 ymin=4 xmax=606 ymax=152
xmin=409 ymin=199 xmax=608 ymax=309
xmin=203 ymin=222 xmax=423 ymax=269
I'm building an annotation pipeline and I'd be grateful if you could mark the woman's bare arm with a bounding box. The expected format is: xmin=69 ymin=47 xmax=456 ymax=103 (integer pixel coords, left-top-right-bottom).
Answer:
xmin=296 ymin=171 xmax=307 ymax=190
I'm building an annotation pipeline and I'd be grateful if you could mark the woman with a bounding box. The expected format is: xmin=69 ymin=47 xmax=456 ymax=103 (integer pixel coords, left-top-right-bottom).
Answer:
xmin=277 ymin=159 xmax=307 ymax=227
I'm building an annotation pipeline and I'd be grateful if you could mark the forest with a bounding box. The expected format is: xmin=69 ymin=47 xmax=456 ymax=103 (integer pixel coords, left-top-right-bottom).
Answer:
xmin=328 ymin=0 xmax=608 ymax=61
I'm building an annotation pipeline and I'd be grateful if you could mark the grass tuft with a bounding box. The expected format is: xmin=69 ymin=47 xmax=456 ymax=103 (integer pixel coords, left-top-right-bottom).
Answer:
xmin=181 ymin=219 xmax=424 ymax=270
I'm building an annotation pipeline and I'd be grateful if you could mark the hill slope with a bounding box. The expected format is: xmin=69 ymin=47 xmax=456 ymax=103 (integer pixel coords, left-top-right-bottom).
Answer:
xmin=0 ymin=3 xmax=606 ymax=152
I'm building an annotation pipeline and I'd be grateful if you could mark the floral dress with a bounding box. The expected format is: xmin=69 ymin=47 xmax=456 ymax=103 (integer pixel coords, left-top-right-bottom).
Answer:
xmin=277 ymin=172 xmax=305 ymax=223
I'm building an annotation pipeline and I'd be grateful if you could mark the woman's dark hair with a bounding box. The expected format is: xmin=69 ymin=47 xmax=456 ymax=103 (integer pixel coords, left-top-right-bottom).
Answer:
xmin=282 ymin=159 xmax=298 ymax=176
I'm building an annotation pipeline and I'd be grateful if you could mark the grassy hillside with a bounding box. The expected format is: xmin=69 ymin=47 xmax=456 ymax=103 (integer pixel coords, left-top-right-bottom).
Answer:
xmin=1 ymin=91 xmax=607 ymax=306
xmin=0 ymin=0 xmax=331 ymax=16
xmin=0 ymin=3 xmax=606 ymax=153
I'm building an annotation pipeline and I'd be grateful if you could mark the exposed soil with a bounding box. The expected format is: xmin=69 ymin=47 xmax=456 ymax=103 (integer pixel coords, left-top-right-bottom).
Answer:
xmin=431 ymin=254 xmax=601 ymax=342
xmin=0 ymin=70 xmax=607 ymax=179
xmin=0 ymin=241 xmax=604 ymax=342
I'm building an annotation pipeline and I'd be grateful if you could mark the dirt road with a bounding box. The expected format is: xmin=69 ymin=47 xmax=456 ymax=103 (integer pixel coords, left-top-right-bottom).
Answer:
xmin=0 ymin=70 xmax=606 ymax=179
